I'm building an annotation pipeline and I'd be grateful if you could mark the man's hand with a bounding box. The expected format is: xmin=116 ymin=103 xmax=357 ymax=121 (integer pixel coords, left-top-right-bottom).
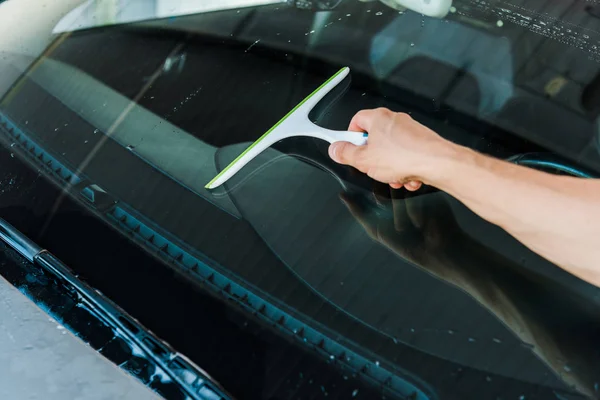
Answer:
xmin=328 ymin=108 xmax=456 ymax=191
xmin=330 ymin=107 xmax=600 ymax=289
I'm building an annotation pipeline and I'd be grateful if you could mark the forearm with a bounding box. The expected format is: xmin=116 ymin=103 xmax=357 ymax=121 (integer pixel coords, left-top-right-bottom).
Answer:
xmin=424 ymin=143 xmax=600 ymax=286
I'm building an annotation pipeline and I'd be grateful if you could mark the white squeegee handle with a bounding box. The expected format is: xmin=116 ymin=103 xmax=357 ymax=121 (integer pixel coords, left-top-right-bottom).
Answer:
xmin=205 ymin=67 xmax=367 ymax=189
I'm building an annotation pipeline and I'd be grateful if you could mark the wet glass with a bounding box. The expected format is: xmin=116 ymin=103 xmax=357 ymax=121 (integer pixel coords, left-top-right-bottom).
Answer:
xmin=1 ymin=0 xmax=600 ymax=399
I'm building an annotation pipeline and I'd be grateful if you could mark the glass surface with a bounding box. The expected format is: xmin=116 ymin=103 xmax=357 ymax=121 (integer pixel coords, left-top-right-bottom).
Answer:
xmin=1 ymin=0 xmax=600 ymax=399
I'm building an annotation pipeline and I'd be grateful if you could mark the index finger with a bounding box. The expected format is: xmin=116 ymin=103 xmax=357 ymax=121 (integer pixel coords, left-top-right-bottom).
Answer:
xmin=348 ymin=108 xmax=390 ymax=132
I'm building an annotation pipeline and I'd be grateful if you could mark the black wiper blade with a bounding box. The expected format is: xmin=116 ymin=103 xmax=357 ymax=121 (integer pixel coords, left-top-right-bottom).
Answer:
xmin=0 ymin=217 xmax=232 ymax=400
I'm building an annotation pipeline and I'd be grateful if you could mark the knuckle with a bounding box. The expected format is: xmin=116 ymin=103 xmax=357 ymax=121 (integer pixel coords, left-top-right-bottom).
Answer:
xmin=354 ymin=109 xmax=372 ymax=120
xmin=374 ymin=107 xmax=392 ymax=116
xmin=396 ymin=112 xmax=413 ymax=122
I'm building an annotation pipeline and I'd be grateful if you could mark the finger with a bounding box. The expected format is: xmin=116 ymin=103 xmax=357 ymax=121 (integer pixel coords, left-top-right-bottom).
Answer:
xmin=348 ymin=109 xmax=375 ymax=133
xmin=329 ymin=141 xmax=364 ymax=167
xmin=404 ymin=181 xmax=422 ymax=191
xmin=389 ymin=182 xmax=403 ymax=189
xmin=347 ymin=108 xmax=391 ymax=132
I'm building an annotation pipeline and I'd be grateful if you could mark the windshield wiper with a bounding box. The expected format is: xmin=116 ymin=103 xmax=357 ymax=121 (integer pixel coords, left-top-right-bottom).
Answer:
xmin=0 ymin=218 xmax=232 ymax=400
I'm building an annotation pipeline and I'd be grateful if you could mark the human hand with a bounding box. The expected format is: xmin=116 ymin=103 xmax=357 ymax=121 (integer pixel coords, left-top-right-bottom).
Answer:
xmin=329 ymin=108 xmax=455 ymax=191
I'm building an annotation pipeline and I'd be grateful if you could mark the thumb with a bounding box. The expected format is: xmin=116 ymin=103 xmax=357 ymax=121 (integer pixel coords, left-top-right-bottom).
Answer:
xmin=328 ymin=141 xmax=362 ymax=166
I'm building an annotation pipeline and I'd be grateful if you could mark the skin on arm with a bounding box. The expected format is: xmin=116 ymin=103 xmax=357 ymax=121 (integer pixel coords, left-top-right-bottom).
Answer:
xmin=328 ymin=108 xmax=600 ymax=287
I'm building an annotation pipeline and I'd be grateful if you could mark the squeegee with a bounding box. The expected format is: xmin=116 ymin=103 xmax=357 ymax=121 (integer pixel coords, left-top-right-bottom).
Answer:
xmin=205 ymin=67 xmax=367 ymax=189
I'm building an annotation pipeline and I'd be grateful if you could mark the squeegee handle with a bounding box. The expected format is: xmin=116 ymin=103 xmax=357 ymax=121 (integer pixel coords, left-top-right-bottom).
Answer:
xmin=317 ymin=130 xmax=368 ymax=146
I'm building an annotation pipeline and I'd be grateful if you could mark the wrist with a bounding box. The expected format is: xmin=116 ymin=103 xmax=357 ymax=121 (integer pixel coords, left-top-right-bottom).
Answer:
xmin=418 ymin=140 xmax=475 ymax=188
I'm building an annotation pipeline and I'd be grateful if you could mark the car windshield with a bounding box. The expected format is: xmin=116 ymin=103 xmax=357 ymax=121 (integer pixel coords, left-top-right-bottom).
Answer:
xmin=1 ymin=0 xmax=600 ymax=399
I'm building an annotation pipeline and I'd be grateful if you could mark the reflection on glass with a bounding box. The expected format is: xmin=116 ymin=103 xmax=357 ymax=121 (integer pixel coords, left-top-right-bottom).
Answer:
xmin=53 ymin=0 xmax=286 ymax=33
xmin=342 ymin=189 xmax=600 ymax=398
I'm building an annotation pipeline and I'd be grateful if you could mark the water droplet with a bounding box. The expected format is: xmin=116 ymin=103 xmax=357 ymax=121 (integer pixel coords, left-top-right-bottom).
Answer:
xmin=485 ymin=376 xmax=492 ymax=382
xmin=346 ymin=13 xmax=351 ymax=17
xmin=410 ymin=328 xmax=415 ymax=333
xmin=375 ymin=11 xmax=383 ymax=16
xmin=450 ymin=6 xmax=457 ymax=13
xmin=352 ymin=389 xmax=359 ymax=397
xmin=492 ymin=338 xmax=502 ymax=343
xmin=126 ymin=145 xmax=135 ymax=151
xmin=64 ymin=123 xmax=68 ymax=126
xmin=84 ymin=140 xmax=89 ymax=144
xmin=93 ymin=129 xmax=99 ymax=134
xmin=54 ymin=128 xmax=59 ymax=132
xmin=340 ymin=281 xmax=344 ymax=286
xmin=343 ymin=375 xmax=348 ymax=380
xmin=563 ymin=365 xmax=571 ymax=372
xmin=448 ymin=330 xmax=454 ymax=334
xmin=10 ymin=143 xmax=15 ymax=147
xmin=519 ymin=396 xmax=525 ymax=400
xmin=393 ymin=337 xmax=398 ymax=344
xmin=497 ymin=20 xmax=504 ymax=27
xmin=468 ymin=337 xmax=476 ymax=342
xmin=25 ymin=121 xmax=28 ymax=124
xmin=375 ymin=361 xmax=380 ymax=367
xmin=410 ymin=43 xmax=415 ymax=47
xmin=584 ymin=34 xmax=590 ymax=39
xmin=330 ymin=355 xmax=335 ymax=360
xmin=10 ymin=153 xmax=14 ymax=158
